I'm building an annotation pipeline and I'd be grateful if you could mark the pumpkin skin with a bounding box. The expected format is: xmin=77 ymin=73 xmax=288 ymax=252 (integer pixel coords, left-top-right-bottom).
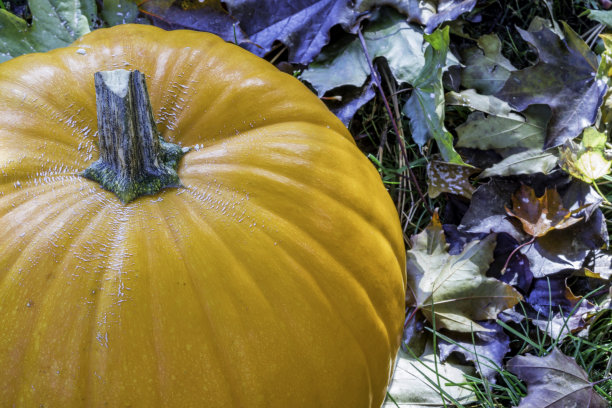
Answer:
xmin=0 ymin=24 xmax=406 ymax=408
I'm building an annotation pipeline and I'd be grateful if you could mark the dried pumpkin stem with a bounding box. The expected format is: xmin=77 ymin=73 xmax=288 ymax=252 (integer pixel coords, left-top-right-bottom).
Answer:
xmin=82 ymin=69 xmax=186 ymax=204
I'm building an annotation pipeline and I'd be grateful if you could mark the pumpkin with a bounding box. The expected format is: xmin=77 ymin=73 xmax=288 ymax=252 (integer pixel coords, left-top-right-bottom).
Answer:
xmin=0 ymin=24 xmax=406 ymax=407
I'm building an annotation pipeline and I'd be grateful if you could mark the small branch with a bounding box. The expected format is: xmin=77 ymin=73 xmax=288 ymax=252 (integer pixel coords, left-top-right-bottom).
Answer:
xmin=357 ymin=28 xmax=433 ymax=216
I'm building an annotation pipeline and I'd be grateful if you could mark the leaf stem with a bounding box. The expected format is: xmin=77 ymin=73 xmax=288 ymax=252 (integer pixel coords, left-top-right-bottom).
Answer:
xmin=501 ymin=236 xmax=536 ymax=274
xmin=592 ymin=181 xmax=611 ymax=205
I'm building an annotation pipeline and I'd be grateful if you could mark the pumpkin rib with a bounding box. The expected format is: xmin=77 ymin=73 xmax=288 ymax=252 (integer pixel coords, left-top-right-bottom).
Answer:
xmin=151 ymin=40 xmax=232 ymax=139
xmin=0 ymin=180 xmax=84 ymax=250
xmin=165 ymin=197 xmax=289 ymax=406
xmin=182 ymin=160 xmax=404 ymax=276
xmin=82 ymin=210 xmax=139 ymax=406
xmin=181 ymin=181 xmax=394 ymax=352
xmin=179 ymin=123 xmax=405 ymax=266
xmin=3 ymin=197 xmax=114 ymax=405
xmin=149 ymin=201 xmax=240 ymax=407
xmin=171 ymin=191 xmax=374 ymax=405
xmin=140 ymin=204 xmax=190 ymax=406
xmin=249 ymin=218 xmax=377 ymax=402
xmin=180 ymin=161 xmax=403 ymax=350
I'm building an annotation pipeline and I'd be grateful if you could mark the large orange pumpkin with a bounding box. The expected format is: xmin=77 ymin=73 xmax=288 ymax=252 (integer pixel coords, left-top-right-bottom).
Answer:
xmin=0 ymin=24 xmax=406 ymax=407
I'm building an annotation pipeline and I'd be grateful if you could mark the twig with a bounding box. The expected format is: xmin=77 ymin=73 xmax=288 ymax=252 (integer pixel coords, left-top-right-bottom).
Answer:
xmin=357 ymin=28 xmax=433 ymax=216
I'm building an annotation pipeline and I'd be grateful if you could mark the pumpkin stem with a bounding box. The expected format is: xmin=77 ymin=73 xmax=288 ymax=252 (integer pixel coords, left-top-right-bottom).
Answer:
xmin=82 ymin=69 xmax=187 ymax=204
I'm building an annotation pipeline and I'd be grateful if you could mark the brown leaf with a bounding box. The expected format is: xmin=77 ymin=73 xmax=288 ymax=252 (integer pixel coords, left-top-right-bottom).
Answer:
xmin=427 ymin=159 xmax=479 ymax=199
xmin=505 ymin=185 xmax=586 ymax=237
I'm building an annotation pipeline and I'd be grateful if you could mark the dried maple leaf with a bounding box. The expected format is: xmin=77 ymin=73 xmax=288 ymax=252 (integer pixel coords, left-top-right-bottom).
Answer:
xmin=507 ymin=348 xmax=608 ymax=408
xmin=505 ymin=185 xmax=586 ymax=238
xmin=406 ymin=213 xmax=522 ymax=332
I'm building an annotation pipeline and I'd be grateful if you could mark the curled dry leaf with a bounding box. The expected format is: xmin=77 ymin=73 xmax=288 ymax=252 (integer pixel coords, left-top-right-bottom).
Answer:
xmin=505 ymin=185 xmax=587 ymax=238
xmin=427 ymin=159 xmax=479 ymax=199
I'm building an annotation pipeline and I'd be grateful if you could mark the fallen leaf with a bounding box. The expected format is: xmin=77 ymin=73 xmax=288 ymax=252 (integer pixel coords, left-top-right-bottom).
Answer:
xmin=427 ymin=159 xmax=478 ymax=199
xmin=384 ymin=341 xmax=477 ymax=407
xmin=439 ymin=321 xmax=510 ymax=384
xmin=460 ymin=34 xmax=516 ymax=95
xmin=102 ymin=0 xmax=139 ymax=25
xmin=406 ymin=214 xmax=522 ymax=332
xmin=526 ymin=277 xmax=596 ymax=339
xmin=328 ymin=80 xmax=376 ymax=126
xmin=559 ymin=128 xmax=612 ymax=184
xmin=456 ymin=105 xmax=550 ymax=151
xmin=225 ymin=0 xmax=418 ymax=65
xmin=424 ymin=0 xmax=477 ymax=34
xmin=505 ymin=185 xmax=586 ymax=238
xmin=459 ymin=179 xmax=527 ymax=242
xmin=140 ymin=0 xmax=246 ymax=42
xmin=522 ymin=209 xmax=608 ymax=277
xmin=496 ymin=22 xmax=607 ymax=148
xmin=507 ymin=348 xmax=608 ymax=408
xmin=479 ymin=149 xmax=559 ymax=178
xmin=446 ymin=89 xmax=514 ymax=117
xmin=301 ymin=8 xmax=426 ymax=96
xmin=403 ymin=27 xmax=464 ymax=164
xmin=0 ymin=0 xmax=95 ymax=62
xmin=588 ymin=9 xmax=612 ymax=28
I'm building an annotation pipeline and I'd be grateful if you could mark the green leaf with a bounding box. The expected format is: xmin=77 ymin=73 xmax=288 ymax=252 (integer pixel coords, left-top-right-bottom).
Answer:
xmin=300 ymin=8 xmax=426 ymax=96
xmin=384 ymin=342 xmax=477 ymax=407
xmin=406 ymin=215 xmax=522 ymax=332
xmin=0 ymin=0 xmax=94 ymax=61
xmin=559 ymin=128 xmax=612 ymax=183
xmin=460 ymin=34 xmax=515 ymax=95
xmin=479 ymin=149 xmax=559 ymax=178
xmin=588 ymin=9 xmax=612 ymax=28
xmin=102 ymin=0 xmax=139 ymax=25
xmin=403 ymin=27 xmax=464 ymax=164
xmin=456 ymin=104 xmax=551 ymax=151
xmin=446 ymin=89 xmax=514 ymax=117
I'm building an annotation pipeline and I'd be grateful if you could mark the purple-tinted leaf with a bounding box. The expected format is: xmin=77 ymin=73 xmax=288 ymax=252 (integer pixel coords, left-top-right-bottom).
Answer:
xmin=522 ymin=209 xmax=608 ymax=277
xmin=496 ymin=23 xmax=607 ymax=148
xmin=525 ymin=276 xmax=598 ymax=340
xmin=459 ymin=179 xmax=526 ymax=242
xmin=224 ymin=0 xmax=361 ymax=64
xmin=329 ymin=80 xmax=376 ymax=126
xmin=507 ymin=349 xmax=608 ymax=408
xmin=460 ymin=34 xmax=515 ymax=95
xmin=488 ymin=233 xmax=533 ymax=293
xmin=439 ymin=321 xmax=510 ymax=383
xmin=442 ymin=224 xmax=486 ymax=255
xmin=527 ymin=276 xmax=591 ymax=316
xmin=425 ymin=0 xmax=477 ymax=34
xmin=141 ymin=1 xmax=246 ymax=42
